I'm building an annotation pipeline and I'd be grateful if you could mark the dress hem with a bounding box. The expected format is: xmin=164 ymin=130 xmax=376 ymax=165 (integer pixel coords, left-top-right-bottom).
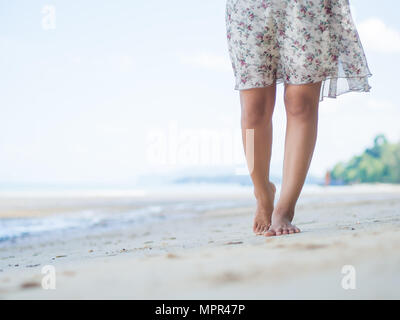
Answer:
xmin=234 ymin=73 xmax=373 ymax=102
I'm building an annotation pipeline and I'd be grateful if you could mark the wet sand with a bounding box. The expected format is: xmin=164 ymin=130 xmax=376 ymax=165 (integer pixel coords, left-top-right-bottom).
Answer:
xmin=1 ymin=184 xmax=400 ymax=299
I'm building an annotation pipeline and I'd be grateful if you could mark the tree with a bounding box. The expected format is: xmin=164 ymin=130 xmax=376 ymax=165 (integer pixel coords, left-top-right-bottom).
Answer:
xmin=330 ymin=134 xmax=400 ymax=184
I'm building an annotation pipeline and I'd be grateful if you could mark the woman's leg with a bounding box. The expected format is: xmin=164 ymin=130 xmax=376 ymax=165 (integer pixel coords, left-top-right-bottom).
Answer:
xmin=266 ymin=81 xmax=322 ymax=236
xmin=240 ymin=84 xmax=277 ymax=234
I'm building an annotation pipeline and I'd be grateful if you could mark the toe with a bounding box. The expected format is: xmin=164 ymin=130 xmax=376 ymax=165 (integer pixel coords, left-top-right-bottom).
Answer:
xmin=282 ymin=229 xmax=289 ymax=235
xmin=275 ymin=228 xmax=283 ymax=236
xmin=294 ymin=226 xmax=301 ymax=233
xmin=264 ymin=229 xmax=275 ymax=237
xmin=253 ymin=223 xmax=259 ymax=233
xmin=288 ymin=228 xmax=295 ymax=234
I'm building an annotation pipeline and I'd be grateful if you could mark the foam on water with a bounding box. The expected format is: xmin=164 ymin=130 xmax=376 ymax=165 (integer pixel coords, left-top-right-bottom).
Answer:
xmin=0 ymin=183 xmax=331 ymax=245
xmin=0 ymin=193 xmax=256 ymax=245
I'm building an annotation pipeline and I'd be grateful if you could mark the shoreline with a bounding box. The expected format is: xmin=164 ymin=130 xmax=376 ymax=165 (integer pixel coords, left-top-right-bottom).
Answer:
xmin=1 ymin=183 xmax=400 ymax=299
xmin=1 ymin=183 xmax=399 ymax=219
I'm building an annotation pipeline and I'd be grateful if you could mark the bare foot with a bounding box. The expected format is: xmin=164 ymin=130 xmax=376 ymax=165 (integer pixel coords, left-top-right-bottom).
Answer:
xmin=265 ymin=206 xmax=301 ymax=237
xmin=253 ymin=182 xmax=276 ymax=235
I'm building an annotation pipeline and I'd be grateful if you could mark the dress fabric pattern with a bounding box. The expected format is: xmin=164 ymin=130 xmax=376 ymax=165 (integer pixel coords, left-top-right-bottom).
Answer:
xmin=225 ymin=0 xmax=372 ymax=100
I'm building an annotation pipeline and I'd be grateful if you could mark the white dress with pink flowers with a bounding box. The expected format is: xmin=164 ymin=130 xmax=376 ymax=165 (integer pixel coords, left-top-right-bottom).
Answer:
xmin=225 ymin=0 xmax=372 ymax=100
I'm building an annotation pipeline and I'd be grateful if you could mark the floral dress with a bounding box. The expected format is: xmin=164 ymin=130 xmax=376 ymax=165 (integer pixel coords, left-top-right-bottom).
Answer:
xmin=225 ymin=0 xmax=372 ymax=100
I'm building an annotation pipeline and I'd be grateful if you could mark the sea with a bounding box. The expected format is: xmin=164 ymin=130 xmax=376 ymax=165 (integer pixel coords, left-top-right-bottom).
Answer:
xmin=0 ymin=182 xmax=327 ymax=246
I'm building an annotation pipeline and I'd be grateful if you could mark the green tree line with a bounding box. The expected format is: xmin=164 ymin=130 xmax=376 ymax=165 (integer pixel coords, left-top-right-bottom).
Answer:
xmin=330 ymin=134 xmax=400 ymax=184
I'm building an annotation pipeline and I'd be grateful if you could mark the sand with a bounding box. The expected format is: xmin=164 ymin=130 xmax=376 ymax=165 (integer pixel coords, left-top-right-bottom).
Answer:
xmin=1 ymin=184 xmax=400 ymax=299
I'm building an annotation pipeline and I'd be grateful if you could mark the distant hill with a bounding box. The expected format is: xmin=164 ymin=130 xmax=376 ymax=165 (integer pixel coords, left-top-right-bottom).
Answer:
xmin=330 ymin=134 xmax=400 ymax=184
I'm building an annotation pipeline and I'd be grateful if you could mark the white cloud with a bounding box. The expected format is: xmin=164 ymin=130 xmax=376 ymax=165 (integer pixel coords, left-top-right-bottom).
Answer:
xmin=365 ymin=99 xmax=397 ymax=111
xmin=179 ymin=52 xmax=231 ymax=72
xmin=358 ymin=18 xmax=400 ymax=54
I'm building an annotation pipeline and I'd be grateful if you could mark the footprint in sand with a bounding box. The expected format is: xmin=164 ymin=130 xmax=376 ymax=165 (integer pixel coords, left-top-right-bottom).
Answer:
xmin=20 ymin=281 xmax=41 ymax=289
xmin=225 ymin=241 xmax=243 ymax=245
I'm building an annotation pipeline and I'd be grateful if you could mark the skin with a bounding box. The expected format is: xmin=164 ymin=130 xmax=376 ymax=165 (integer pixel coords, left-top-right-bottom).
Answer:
xmin=239 ymin=81 xmax=322 ymax=237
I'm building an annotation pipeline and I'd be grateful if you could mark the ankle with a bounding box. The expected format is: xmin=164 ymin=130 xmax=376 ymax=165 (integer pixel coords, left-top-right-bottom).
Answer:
xmin=274 ymin=202 xmax=295 ymax=216
xmin=254 ymin=182 xmax=272 ymax=198
xmin=254 ymin=188 xmax=274 ymax=208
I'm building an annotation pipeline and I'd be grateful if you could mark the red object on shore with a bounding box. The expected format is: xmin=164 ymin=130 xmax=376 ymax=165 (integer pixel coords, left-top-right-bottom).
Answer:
xmin=325 ymin=171 xmax=331 ymax=186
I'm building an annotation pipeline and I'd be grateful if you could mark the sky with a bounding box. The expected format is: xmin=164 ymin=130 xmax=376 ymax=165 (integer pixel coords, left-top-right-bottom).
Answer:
xmin=0 ymin=0 xmax=399 ymax=187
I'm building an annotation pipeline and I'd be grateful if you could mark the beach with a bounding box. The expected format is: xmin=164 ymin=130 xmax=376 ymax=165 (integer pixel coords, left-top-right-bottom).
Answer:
xmin=1 ymin=184 xmax=400 ymax=299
